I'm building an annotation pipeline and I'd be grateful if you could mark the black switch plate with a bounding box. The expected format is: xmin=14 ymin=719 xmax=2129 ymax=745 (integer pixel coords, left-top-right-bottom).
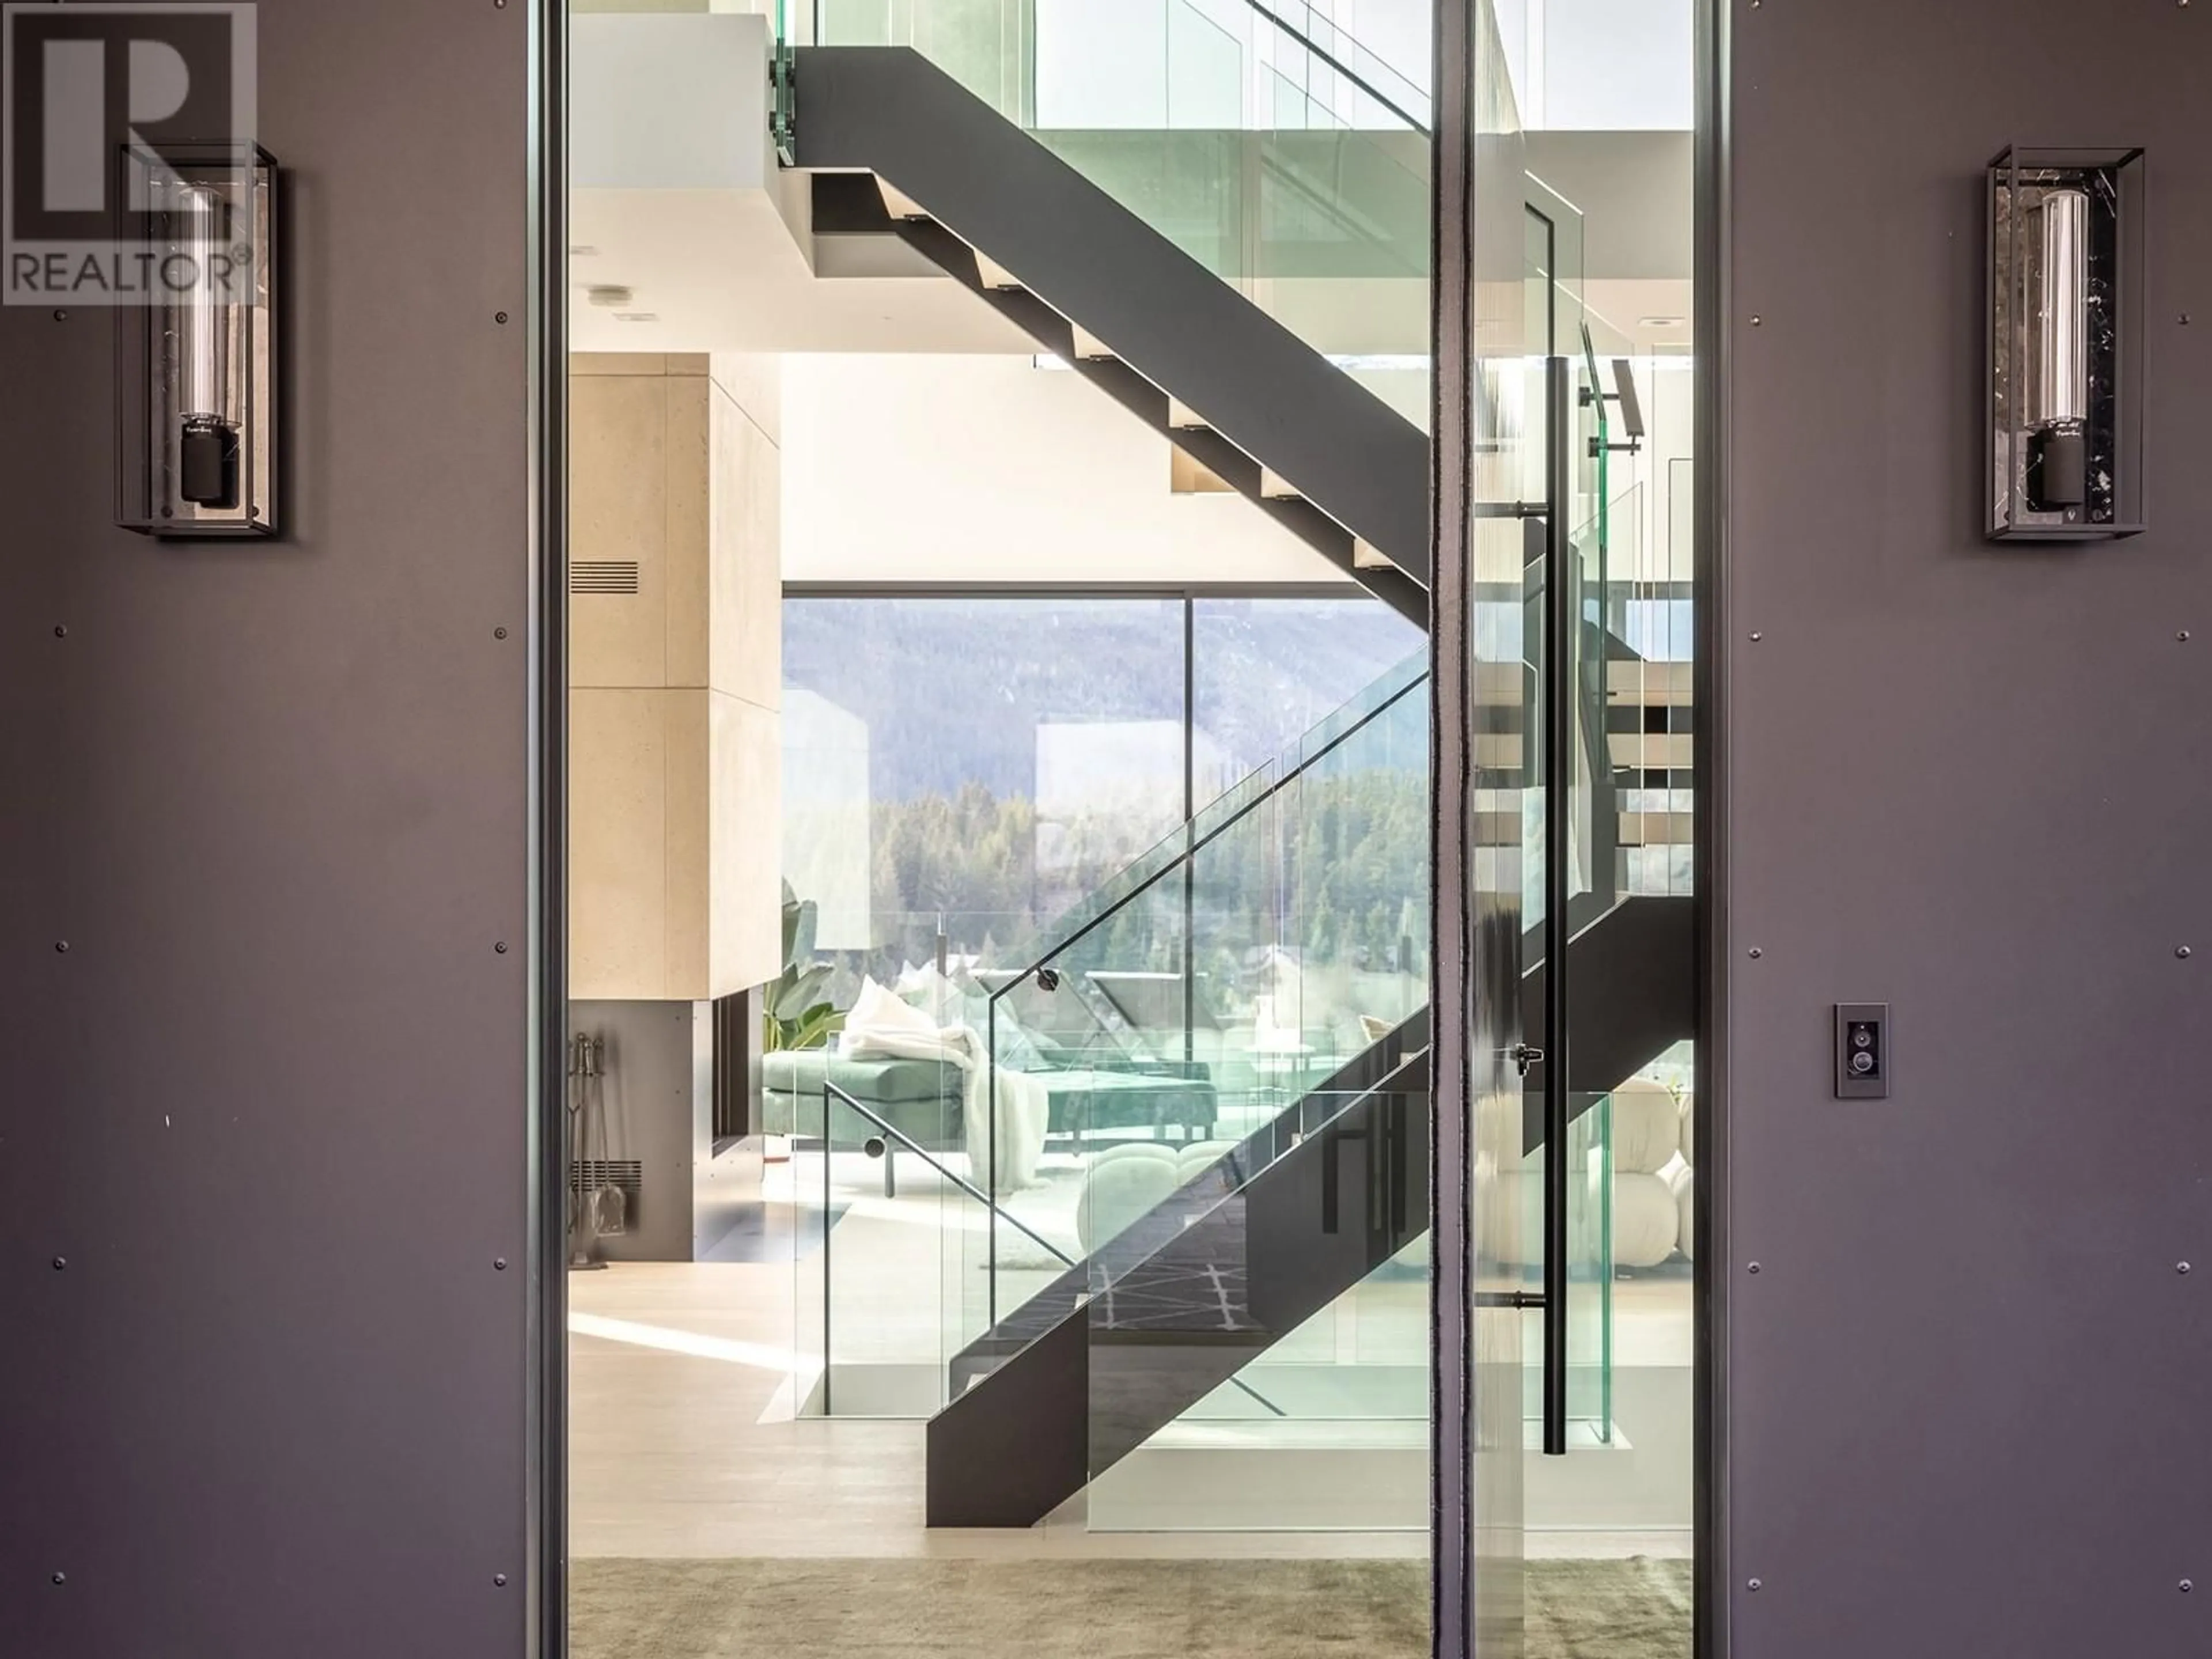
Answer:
xmin=1835 ymin=1003 xmax=1888 ymax=1098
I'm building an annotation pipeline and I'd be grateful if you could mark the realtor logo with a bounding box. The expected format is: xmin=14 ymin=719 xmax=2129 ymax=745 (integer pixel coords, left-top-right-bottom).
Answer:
xmin=2 ymin=3 xmax=256 ymax=303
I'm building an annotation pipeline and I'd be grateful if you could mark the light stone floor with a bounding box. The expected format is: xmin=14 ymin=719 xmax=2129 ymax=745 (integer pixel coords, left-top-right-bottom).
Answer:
xmin=569 ymin=1187 xmax=1694 ymax=1563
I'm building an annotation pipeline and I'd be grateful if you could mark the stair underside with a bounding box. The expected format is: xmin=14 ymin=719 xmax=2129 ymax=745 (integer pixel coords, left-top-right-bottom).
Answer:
xmin=791 ymin=48 xmax=1430 ymax=621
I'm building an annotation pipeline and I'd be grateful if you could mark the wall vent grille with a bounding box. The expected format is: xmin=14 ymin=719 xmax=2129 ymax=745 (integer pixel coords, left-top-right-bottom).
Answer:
xmin=571 ymin=1159 xmax=643 ymax=1198
xmin=570 ymin=560 xmax=641 ymax=595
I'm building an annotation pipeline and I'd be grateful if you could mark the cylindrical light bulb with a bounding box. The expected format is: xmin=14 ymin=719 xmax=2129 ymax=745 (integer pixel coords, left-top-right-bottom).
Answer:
xmin=176 ymin=181 xmax=231 ymax=426
xmin=2035 ymin=188 xmax=2089 ymax=429
xmin=171 ymin=177 xmax=240 ymax=509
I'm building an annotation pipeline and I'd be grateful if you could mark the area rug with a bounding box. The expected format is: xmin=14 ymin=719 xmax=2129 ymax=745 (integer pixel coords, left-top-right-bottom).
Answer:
xmin=572 ymin=1556 xmax=1692 ymax=1658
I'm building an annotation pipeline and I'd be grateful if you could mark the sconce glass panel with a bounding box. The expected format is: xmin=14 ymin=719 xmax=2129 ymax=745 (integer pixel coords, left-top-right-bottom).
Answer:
xmin=1987 ymin=146 xmax=2145 ymax=541
xmin=116 ymin=145 xmax=279 ymax=539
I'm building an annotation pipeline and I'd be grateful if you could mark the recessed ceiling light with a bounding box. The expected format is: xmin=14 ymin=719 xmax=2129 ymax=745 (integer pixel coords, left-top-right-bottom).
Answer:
xmin=1637 ymin=315 xmax=1685 ymax=328
xmin=586 ymin=285 xmax=635 ymax=308
xmin=613 ymin=312 xmax=660 ymax=324
xmin=569 ymin=244 xmax=601 ymax=257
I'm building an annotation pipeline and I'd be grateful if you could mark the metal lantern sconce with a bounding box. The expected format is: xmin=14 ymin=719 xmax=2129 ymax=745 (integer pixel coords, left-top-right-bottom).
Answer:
xmin=117 ymin=145 xmax=279 ymax=538
xmin=1987 ymin=146 xmax=2144 ymax=541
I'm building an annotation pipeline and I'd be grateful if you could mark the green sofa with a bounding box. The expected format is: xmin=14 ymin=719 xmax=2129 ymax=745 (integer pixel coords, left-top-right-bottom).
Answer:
xmin=761 ymin=1049 xmax=1220 ymax=1185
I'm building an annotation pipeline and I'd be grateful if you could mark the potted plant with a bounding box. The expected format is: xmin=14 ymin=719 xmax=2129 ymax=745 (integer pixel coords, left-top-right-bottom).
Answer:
xmin=764 ymin=881 xmax=844 ymax=1053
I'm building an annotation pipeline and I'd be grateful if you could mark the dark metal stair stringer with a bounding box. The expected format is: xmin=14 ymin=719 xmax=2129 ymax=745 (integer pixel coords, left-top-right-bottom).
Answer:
xmin=791 ymin=48 xmax=1430 ymax=600
xmin=924 ymin=893 xmax=1695 ymax=1527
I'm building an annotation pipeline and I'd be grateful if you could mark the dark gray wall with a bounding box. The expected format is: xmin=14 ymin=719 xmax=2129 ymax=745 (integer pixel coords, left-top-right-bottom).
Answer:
xmin=0 ymin=2 xmax=540 ymax=1655
xmin=1721 ymin=2 xmax=2210 ymax=1653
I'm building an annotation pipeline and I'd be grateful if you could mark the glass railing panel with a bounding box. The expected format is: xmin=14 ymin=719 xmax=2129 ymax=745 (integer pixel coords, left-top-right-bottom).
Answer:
xmin=975 ymin=781 xmax=1269 ymax=1343
xmin=817 ymin=0 xmax=1035 ymax=119
xmin=1274 ymin=657 xmax=1430 ymax=1081
xmin=1081 ymin=1073 xmax=1427 ymax=1528
xmin=1016 ymin=760 xmax=1279 ymax=986
xmin=1086 ymin=1246 xmax=1431 ymax=1531
xmin=1243 ymin=0 xmax=1430 ymax=128
xmin=1284 ymin=646 xmax=1426 ymax=773
xmin=1516 ymin=1089 xmax=1612 ymax=1444
xmin=772 ymin=910 xmax=991 ymax=1418
xmin=945 ymin=649 xmax=1432 ymax=1354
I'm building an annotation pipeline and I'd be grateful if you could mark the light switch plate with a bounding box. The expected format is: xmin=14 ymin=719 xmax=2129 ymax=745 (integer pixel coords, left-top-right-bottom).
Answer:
xmin=1835 ymin=1003 xmax=1889 ymax=1099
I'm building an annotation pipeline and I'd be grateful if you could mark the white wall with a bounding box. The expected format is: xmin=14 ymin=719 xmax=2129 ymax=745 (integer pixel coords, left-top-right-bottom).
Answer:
xmin=781 ymin=353 xmax=1357 ymax=585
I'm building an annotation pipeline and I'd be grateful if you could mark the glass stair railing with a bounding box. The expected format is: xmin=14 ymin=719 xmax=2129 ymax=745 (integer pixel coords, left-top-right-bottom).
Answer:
xmin=965 ymin=643 xmax=1431 ymax=1320
xmin=787 ymin=650 xmax=1428 ymax=1422
xmin=810 ymin=0 xmax=1431 ymax=426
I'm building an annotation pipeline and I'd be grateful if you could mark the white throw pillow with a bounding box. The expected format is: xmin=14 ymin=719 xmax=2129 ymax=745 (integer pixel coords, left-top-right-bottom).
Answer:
xmin=840 ymin=976 xmax=942 ymax=1051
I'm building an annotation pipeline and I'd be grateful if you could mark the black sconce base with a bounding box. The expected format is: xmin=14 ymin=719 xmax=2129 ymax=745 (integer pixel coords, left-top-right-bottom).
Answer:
xmin=2027 ymin=426 xmax=2087 ymax=513
xmin=179 ymin=424 xmax=241 ymax=510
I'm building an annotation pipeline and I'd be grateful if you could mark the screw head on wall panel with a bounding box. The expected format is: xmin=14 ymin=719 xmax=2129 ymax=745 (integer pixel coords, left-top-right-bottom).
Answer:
xmin=1747 ymin=947 xmax=1762 ymax=959
xmin=1750 ymin=315 xmax=1763 ymax=327
xmin=1748 ymin=631 xmax=1763 ymax=642
xmin=53 ymin=941 xmax=67 ymax=954
xmin=2181 ymin=630 xmax=2193 ymax=642
xmin=2180 ymin=1262 xmax=2192 ymax=1275
xmin=51 ymin=310 xmax=67 ymax=322
xmin=51 ymin=1257 xmax=65 ymax=1270
xmin=52 ymin=624 xmax=66 ymax=638
xmin=1747 ymin=1261 xmax=1762 ymax=1274
xmin=1747 ymin=1578 xmax=1762 ymax=1591
xmin=495 ymin=1574 xmax=509 ymax=1586
xmin=495 ymin=941 xmax=509 ymax=954
xmin=494 ymin=1257 xmax=509 ymax=1271
xmin=2183 ymin=1580 xmax=2195 ymax=1592
xmin=494 ymin=627 xmax=509 ymax=640
xmin=2179 ymin=946 xmax=2193 ymax=959
xmin=495 ymin=312 xmax=510 ymax=325
xmin=51 ymin=1573 xmax=65 ymax=1586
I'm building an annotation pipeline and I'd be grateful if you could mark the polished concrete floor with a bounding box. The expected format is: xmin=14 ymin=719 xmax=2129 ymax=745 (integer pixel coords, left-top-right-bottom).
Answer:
xmin=568 ymin=1240 xmax=1692 ymax=1563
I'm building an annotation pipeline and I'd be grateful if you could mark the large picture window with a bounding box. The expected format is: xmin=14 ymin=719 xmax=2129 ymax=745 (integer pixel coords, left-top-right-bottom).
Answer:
xmin=781 ymin=590 xmax=1420 ymax=999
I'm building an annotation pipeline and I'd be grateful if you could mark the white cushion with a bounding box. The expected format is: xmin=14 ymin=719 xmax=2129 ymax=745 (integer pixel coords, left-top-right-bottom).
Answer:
xmin=1669 ymin=1165 xmax=1695 ymax=1261
xmin=1175 ymin=1141 xmax=1236 ymax=1183
xmin=1609 ymin=1080 xmax=1681 ymax=1175
xmin=1613 ymin=1172 xmax=1679 ymax=1268
xmin=1474 ymin=1166 xmax=1685 ymax=1267
xmin=1075 ymin=1143 xmax=1179 ymax=1254
xmin=1475 ymin=1171 xmax=1603 ymax=1267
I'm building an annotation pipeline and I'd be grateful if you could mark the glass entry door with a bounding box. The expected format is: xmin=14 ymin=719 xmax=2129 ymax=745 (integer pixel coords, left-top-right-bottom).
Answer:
xmin=1436 ymin=2 xmax=1591 ymax=1653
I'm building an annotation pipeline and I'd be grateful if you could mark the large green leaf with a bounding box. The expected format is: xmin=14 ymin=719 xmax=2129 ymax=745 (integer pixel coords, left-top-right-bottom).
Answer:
xmin=772 ymin=963 xmax=832 ymax=1021
xmin=788 ymin=1005 xmax=845 ymax=1051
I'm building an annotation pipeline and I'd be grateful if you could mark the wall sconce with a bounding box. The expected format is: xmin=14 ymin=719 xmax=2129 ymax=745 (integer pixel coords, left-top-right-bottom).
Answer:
xmin=1987 ymin=146 xmax=2144 ymax=541
xmin=117 ymin=145 xmax=279 ymax=538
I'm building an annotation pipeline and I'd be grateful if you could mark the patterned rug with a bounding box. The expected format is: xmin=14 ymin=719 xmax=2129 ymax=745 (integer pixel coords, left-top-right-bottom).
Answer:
xmin=572 ymin=1555 xmax=1693 ymax=1658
